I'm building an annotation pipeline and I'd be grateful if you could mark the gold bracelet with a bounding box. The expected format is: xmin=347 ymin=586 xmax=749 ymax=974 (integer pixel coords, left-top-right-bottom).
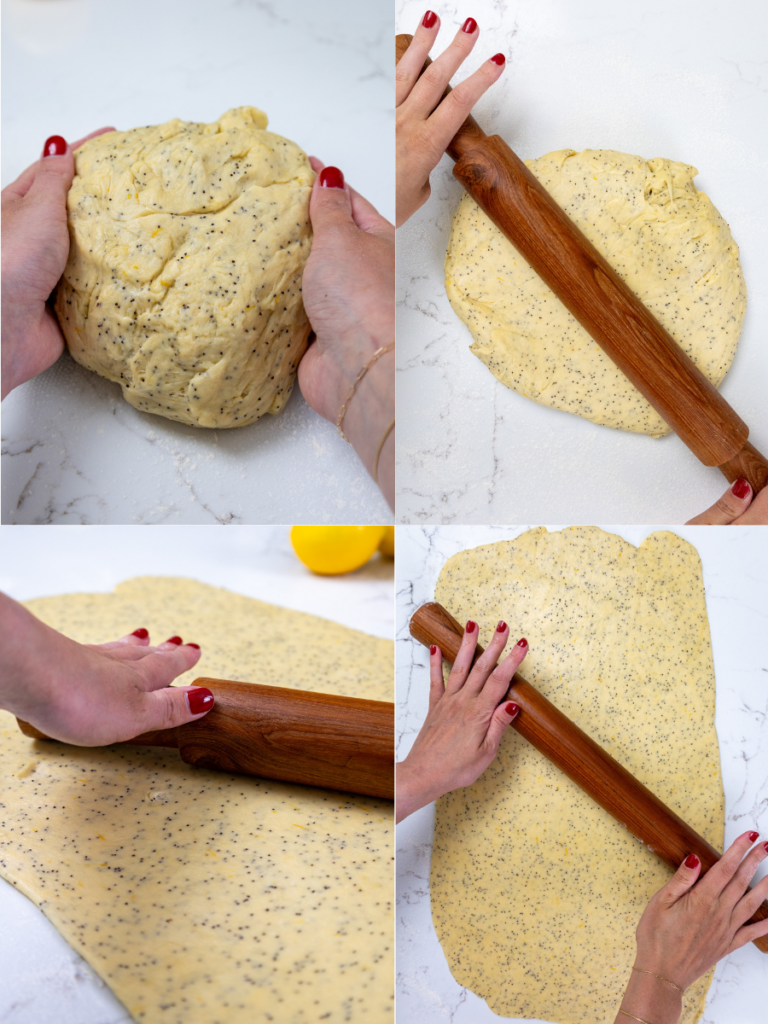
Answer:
xmin=372 ymin=419 xmax=395 ymax=485
xmin=619 ymin=1011 xmax=658 ymax=1024
xmin=336 ymin=343 xmax=394 ymax=442
xmin=631 ymin=966 xmax=684 ymax=995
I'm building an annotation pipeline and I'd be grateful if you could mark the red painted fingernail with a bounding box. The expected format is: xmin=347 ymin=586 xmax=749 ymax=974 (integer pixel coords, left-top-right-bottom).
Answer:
xmin=763 ymin=842 xmax=768 ymax=854
xmin=186 ymin=643 xmax=201 ymax=650
xmin=732 ymin=478 xmax=750 ymax=499
xmin=462 ymin=17 xmax=477 ymax=33
xmin=422 ymin=10 xmax=437 ymax=28
xmin=429 ymin=644 xmax=437 ymax=655
xmin=187 ymin=687 xmax=214 ymax=715
xmin=505 ymin=702 xmax=519 ymax=717
xmin=748 ymin=831 xmax=759 ymax=842
xmin=131 ymin=628 xmax=149 ymax=639
xmin=165 ymin=636 xmax=183 ymax=645
xmin=319 ymin=166 xmax=344 ymax=190
xmin=465 ymin=620 xmax=477 ymax=634
xmin=517 ymin=637 xmax=528 ymax=648
xmin=496 ymin=620 xmax=507 ymax=632
xmin=42 ymin=135 xmax=67 ymax=158
xmin=490 ymin=53 xmax=505 ymax=65
xmin=685 ymin=853 xmax=699 ymax=869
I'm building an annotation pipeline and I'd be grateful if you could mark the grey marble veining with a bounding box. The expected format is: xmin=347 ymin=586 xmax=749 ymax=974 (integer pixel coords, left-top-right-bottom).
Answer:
xmin=1 ymin=0 xmax=393 ymax=525
xmin=396 ymin=525 xmax=768 ymax=1023
xmin=395 ymin=0 xmax=768 ymax=524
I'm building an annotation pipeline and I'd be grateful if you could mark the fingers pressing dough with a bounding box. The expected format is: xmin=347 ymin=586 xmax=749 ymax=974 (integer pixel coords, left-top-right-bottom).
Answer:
xmin=55 ymin=108 xmax=315 ymax=428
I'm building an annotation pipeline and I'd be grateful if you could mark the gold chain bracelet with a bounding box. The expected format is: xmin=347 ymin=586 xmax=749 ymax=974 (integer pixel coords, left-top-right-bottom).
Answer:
xmin=619 ymin=1011 xmax=658 ymax=1024
xmin=336 ymin=343 xmax=394 ymax=441
xmin=372 ymin=419 xmax=395 ymax=485
xmin=631 ymin=966 xmax=684 ymax=995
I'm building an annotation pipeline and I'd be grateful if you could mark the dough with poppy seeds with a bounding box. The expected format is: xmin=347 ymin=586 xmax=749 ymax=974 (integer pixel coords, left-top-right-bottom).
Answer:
xmin=445 ymin=149 xmax=746 ymax=436
xmin=431 ymin=526 xmax=722 ymax=1023
xmin=55 ymin=107 xmax=314 ymax=428
xmin=0 ymin=577 xmax=394 ymax=1024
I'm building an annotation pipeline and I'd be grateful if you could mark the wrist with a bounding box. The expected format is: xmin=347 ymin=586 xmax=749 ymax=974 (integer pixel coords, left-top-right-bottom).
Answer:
xmin=618 ymin=969 xmax=682 ymax=1024
xmin=395 ymin=757 xmax=446 ymax=824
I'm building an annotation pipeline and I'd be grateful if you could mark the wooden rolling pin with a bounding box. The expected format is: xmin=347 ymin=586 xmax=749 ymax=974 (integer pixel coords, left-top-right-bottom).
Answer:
xmin=17 ymin=678 xmax=394 ymax=800
xmin=396 ymin=34 xmax=768 ymax=492
xmin=410 ymin=602 xmax=768 ymax=952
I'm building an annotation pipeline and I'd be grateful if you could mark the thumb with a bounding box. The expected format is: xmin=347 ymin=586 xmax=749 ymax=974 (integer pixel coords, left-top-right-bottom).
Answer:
xmin=25 ymin=136 xmax=76 ymax=208
xmin=135 ymin=684 xmax=214 ymax=734
xmin=686 ymin=478 xmax=752 ymax=525
xmin=659 ymin=853 xmax=702 ymax=904
xmin=309 ymin=165 xmax=355 ymax=237
xmin=485 ymin=699 xmax=520 ymax=751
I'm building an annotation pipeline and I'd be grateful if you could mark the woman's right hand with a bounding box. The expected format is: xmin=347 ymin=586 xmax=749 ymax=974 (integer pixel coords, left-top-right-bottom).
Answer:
xmin=686 ymin=478 xmax=768 ymax=524
xmin=396 ymin=11 xmax=506 ymax=226
xmin=614 ymin=833 xmax=768 ymax=1024
xmin=395 ymin=619 xmax=528 ymax=822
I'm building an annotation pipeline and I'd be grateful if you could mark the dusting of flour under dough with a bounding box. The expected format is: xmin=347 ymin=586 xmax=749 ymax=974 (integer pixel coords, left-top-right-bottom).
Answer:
xmin=55 ymin=108 xmax=314 ymax=428
xmin=445 ymin=149 xmax=746 ymax=436
xmin=431 ymin=527 xmax=722 ymax=1023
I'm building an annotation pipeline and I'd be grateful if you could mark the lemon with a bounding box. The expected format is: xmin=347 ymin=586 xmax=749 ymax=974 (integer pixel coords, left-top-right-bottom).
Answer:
xmin=290 ymin=525 xmax=387 ymax=576
xmin=379 ymin=526 xmax=395 ymax=559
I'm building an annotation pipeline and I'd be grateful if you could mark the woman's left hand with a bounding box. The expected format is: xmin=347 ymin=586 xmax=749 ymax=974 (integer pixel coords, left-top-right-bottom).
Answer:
xmin=1 ymin=128 xmax=114 ymax=399
xmin=299 ymin=159 xmax=395 ymax=507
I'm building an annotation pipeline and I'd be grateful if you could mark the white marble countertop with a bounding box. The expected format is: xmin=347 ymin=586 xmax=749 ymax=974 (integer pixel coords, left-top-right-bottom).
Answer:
xmin=0 ymin=524 xmax=394 ymax=1023
xmin=396 ymin=525 xmax=768 ymax=1024
xmin=395 ymin=0 xmax=768 ymax=524
xmin=1 ymin=0 xmax=393 ymax=525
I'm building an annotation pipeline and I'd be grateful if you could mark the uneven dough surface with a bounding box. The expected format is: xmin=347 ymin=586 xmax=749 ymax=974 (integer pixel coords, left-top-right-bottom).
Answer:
xmin=55 ymin=108 xmax=314 ymax=428
xmin=0 ymin=578 xmax=393 ymax=1024
xmin=432 ymin=527 xmax=722 ymax=1022
xmin=445 ymin=149 xmax=746 ymax=435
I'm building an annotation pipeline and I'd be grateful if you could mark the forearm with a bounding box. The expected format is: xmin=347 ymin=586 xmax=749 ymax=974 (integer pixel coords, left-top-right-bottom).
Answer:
xmin=614 ymin=970 xmax=682 ymax=1024
xmin=0 ymin=592 xmax=57 ymax=716
xmin=340 ymin=347 xmax=394 ymax=509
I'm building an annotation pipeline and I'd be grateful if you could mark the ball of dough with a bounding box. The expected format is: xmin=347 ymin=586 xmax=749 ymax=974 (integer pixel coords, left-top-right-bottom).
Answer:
xmin=445 ymin=149 xmax=746 ymax=436
xmin=55 ymin=107 xmax=315 ymax=428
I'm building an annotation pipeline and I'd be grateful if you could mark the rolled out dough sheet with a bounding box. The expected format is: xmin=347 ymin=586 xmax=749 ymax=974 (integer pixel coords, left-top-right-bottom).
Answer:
xmin=0 ymin=578 xmax=394 ymax=1024
xmin=432 ymin=527 xmax=723 ymax=1023
xmin=445 ymin=149 xmax=746 ymax=436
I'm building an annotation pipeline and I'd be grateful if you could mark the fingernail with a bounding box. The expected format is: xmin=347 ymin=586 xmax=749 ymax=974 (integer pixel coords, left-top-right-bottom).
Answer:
xmin=516 ymin=637 xmax=528 ymax=648
xmin=422 ymin=10 xmax=437 ymax=28
xmin=42 ymin=135 xmax=67 ymax=158
xmin=763 ymin=842 xmax=768 ymax=854
xmin=429 ymin=644 xmax=437 ymax=655
xmin=748 ymin=831 xmax=759 ymax=842
xmin=187 ymin=687 xmax=214 ymax=715
xmin=186 ymin=643 xmax=201 ymax=650
xmin=496 ymin=620 xmax=507 ymax=633
xmin=490 ymin=53 xmax=505 ymax=65
xmin=319 ymin=166 xmax=344 ymax=190
xmin=132 ymin=628 xmax=149 ymax=639
xmin=462 ymin=17 xmax=478 ymax=33
xmin=685 ymin=853 xmax=699 ymax=869
xmin=732 ymin=477 xmax=750 ymax=499
xmin=465 ymin=620 xmax=477 ymax=634
xmin=505 ymin=701 xmax=519 ymax=717
xmin=165 ymin=636 xmax=183 ymax=646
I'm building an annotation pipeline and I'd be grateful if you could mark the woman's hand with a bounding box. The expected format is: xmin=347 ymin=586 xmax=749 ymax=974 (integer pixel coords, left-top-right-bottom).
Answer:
xmin=396 ymin=620 xmax=528 ymax=822
xmin=1 ymin=129 xmax=114 ymax=399
xmin=615 ymin=833 xmax=768 ymax=1024
xmin=0 ymin=592 xmax=213 ymax=747
xmin=396 ymin=12 xmax=506 ymax=226
xmin=686 ymin=478 xmax=768 ymax=524
xmin=300 ymin=159 xmax=395 ymax=508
